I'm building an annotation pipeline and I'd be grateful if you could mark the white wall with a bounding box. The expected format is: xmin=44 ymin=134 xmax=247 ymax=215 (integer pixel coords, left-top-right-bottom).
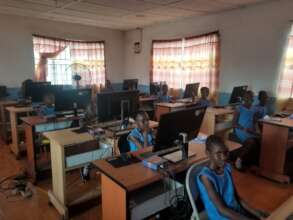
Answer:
xmin=0 ymin=14 xmax=125 ymax=87
xmin=124 ymin=0 xmax=293 ymax=96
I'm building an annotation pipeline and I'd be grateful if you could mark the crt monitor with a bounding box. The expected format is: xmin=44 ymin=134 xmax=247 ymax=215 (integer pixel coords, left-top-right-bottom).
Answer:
xmin=123 ymin=79 xmax=138 ymax=91
xmin=229 ymin=85 xmax=248 ymax=104
xmin=150 ymin=82 xmax=160 ymax=96
xmin=96 ymin=90 xmax=139 ymax=122
xmin=154 ymin=106 xmax=206 ymax=152
xmin=183 ymin=83 xmax=200 ymax=98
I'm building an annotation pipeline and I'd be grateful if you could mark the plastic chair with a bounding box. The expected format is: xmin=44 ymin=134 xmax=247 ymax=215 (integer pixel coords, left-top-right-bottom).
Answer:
xmin=118 ymin=133 xmax=131 ymax=154
xmin=185 ymin=160 xmax=209 ymax=220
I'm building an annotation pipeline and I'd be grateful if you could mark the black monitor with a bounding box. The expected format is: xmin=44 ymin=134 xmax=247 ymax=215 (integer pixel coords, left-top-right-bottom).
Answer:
xmin=150 ymin=82 xmax=160 ymax=96
xmin=183 ymin=83 xmax=200 ymax=98
xmin=24 ymin=82 xmax=52 ymax=102
xmin=123 ymin=79 xmax=138 ymax=91
xmin=54 ymin=88 xmax=92 ymax=112
xmin=0 ymin=86 xmax=7 ymax=98
xmin=96 ymin=90 xmax=139 ymax=122
xmin=154 ymin=106 xmax=206 ymax=152
xmin=229 ymin=86 xmax=248 ymax=104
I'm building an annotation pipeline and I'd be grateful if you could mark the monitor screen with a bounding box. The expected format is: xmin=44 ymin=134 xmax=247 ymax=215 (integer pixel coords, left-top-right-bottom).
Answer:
xmin=96 ymin=90 xmax=139 ymax=122
xmin=183 ymin=83 xmax=200 ymax=98
xmin=123 ymin=79 xmax=138 ymax=91
xmin=154 ymin=106 xmax=206 ymax=152
xmin=229 ymin=86 xmax=248 ymax=104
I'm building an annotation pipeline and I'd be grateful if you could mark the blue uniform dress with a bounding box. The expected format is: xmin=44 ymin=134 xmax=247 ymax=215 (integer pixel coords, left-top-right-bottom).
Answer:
xmin=197 ymin=99 xmax=211 ymax=108
xmin=197 ymin=164 xmax=244 ymax=220
xmin=127 ymin=128 xmax=154 ymax=152
xmin=252 ymin=104 xmax=267 ymax=119
xmin=158 ymin=95 xmax=171 ymax=103
xmin=39 ymin=106 xmax=55 ymax=117
xmin=235 ymin=105 xmax=256 ymax=143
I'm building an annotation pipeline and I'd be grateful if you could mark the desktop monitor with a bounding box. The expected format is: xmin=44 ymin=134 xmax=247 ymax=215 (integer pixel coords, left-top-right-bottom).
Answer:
xmin=0 ymin=86 xmax=7 ymax=98
xmin=154 ymin=106 xmax=206 ymax=152
xmin=24 ymin=82 xmax=52 ymax=103
xmin=229 ymin=85 xmax=248 ymax=104
xmin=183 ymin=83 xmax=200 ymax=98
xmin=54 ymin=88 xmax=92 ymax=112
xmin=96 ymin=90 xmax=139 ymax=122
xmin=123 ymin=79 xmax=138 ymax=91
xmin=150 ymin=82 xmax=160 ymax=96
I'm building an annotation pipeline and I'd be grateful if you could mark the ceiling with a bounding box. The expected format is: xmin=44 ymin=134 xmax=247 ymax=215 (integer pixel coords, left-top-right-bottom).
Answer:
xmin=0 ymin=0 xmax=274 ymax=30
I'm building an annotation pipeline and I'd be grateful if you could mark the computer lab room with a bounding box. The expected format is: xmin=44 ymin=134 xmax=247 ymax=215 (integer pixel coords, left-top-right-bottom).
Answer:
xmin=1 ymin=0 xmax=293 ymax=220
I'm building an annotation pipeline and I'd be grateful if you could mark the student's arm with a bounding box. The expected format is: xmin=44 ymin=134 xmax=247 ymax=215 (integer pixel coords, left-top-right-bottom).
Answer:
xmin=128 ymin=135 xmax=144 ymax=150
xmin=200 ymin=176 xmax=256 ymax=220
xmin=232 ymin=110 xmax=245 ymax=130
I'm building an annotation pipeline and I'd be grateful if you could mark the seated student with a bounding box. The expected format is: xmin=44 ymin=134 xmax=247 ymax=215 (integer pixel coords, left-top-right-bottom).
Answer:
xmin=253 ymin=90 xmax=268 ymax=120
xmin=197 ymin=135 xmax=268 ymax=220
xmin=39 ymin=93 xmax=55 ymax=117
xmin=232 ymin=90 xmax=259 ymax=169
xmin=101 ymin=79 xmax=113 ymax=92
xmin=158 ymin=84 xmax=171 ymax=103
xmin=197 ymin=87 xmax=211 ymax=107
xmin=127 ymin=111 xmax=154 ymax=151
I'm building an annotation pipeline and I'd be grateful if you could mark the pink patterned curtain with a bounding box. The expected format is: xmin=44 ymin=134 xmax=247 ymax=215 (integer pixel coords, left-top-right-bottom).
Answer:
xmin=33 ymin=36 xmax=67 ymax=81
xmin=151 ymin=32 xmax=220 ymax=93
xmin=182 ymin=33 xmax=220 ymax=93
xmin=152 ymin=39 xmax=183 ymax=89
xmin=278 ymin=32 xmax=293 ymax=99
xmin=33 ymin=35 xmax=105 ymax=86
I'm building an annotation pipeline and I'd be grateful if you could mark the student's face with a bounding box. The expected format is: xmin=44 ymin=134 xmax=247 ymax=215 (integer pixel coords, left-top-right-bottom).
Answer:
xmin=201 ymin=89 xmax=209 ymax=99
xmin=243 ymin=93 xmax=253 ymax=106
xmin=207 ymin=144 xmax=229 ymax=170
xmin=136 ymin=114 xmax=149 ymax=131
xmin=162 ymin=85 xmax=168 ymax=95
xmin=259 ymin=93 xmax=268 ymax=105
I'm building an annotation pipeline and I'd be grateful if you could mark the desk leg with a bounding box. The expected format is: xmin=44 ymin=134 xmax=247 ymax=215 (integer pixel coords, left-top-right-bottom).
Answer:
xmin=48 ymin=140 xmax=68 ymax=219
xmin=200 ymin=111 xmax=215 ymax=135
xmin=9 ymin=112 xmax=20 ymax=159
xmin=260 ymin=124 xmax=290 ymax=183
xmin=101 ymin=174 xmax=127 ymax=220
xmin=25 ymin=124 xmax=37 ymax=182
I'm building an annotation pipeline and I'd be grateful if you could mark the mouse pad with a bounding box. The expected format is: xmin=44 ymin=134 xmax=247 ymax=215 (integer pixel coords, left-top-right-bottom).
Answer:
xmin=107 ymin=156 xmax=141 ymax=168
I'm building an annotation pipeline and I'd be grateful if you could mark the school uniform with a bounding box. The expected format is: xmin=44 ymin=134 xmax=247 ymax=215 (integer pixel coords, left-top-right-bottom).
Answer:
xmin=197 ymin=99 xmax=211 ymax=108
xmin=197 ymin=164 xmax=246 ymax=220
xmin=235 ymin=104 xmax=256 ymax=143
xmin=127 ymin=128 xmax=154 ymax=152
xmin=39 ymin=105 xmax=55 ymax=117
xmin=253 ymin=104 xmax=268 ymax=119
xmin=158 ymin=95 xmax=171 ymax=103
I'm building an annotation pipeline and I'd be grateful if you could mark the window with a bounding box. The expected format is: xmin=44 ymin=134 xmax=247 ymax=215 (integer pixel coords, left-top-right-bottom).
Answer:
xmin=33 ymin=35 xmax=106 ymax=86
xmin=151 ymin=32 xmax=220 ymax=93
xmin=277 ymin=28 xmax=293 ymax=98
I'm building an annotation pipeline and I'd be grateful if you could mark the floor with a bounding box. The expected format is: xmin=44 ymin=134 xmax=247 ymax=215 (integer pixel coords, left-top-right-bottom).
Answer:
xmin=0 ymin=141 xmax=292 ymax=220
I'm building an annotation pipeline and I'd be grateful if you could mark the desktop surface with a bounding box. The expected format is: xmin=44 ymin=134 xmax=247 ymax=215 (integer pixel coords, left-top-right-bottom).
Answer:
xmin=94 ymin=139 xmax=240 ymax=192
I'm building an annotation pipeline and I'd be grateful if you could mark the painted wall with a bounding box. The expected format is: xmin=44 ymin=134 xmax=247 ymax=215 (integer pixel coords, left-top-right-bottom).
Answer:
xmin=123 ymin=0 xmax=293 ymax=98
xmin=0 ymin=14 xmax=125 ymax=89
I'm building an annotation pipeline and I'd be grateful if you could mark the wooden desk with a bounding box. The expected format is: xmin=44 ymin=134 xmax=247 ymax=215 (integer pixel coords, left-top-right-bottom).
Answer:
xmin=44 ymin=128 xmax=113 ymax=220
xmin=259 ymin=118 xmax=293 ymax=183
xmin=94 ymin=139 xmax=241 ymax=220
xmin=155 ymin=101 xmax=197 ymax=121
xmin=0 ymin=100 xmax=17 ymax=144
xmin=21 ymin=115 xmax=80 ymax=182
xmin=104 ymin=120 xmax=158 ymax=155
xmin=6 ymin=106 xmax=34 ymax=159
xmin=139 ymin=96 xmax=158 ymax=117
xmin=200 ymin=107 xmax=234 ymax=136
xmin=266 ymin=196 xmax=293 ymax=220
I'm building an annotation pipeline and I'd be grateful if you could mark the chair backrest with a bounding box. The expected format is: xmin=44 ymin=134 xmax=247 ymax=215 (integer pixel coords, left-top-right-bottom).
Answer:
xmin=185 ymin=159 xmax=209 ymax=220
xmin=118 ymin=132 xmax=131 ymax=153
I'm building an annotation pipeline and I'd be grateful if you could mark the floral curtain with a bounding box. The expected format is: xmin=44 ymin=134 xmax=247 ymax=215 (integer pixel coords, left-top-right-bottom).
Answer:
xmin=33 ymin=35 xmax=106 ymax=87
xmin=277 ymin=30 xmax=293 ymax=99
xmin=151 ymin=32 xmax=220 ymax=93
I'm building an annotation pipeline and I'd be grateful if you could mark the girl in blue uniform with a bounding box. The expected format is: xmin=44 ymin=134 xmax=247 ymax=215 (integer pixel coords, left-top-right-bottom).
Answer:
xmin=158 ymin=84 xmax=171 ymax=103
xmin=39 ymin=93 xmax=55 ymax=117
xmin=197 ymin=135 xmax=267 ymax=220
xmin=232 ymin=90 xmax=259 ymax=170
xmin=128 ymin=111 xmax=154 ymax=151
xmin=197 ymin=87 xmax=212 ymax=107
